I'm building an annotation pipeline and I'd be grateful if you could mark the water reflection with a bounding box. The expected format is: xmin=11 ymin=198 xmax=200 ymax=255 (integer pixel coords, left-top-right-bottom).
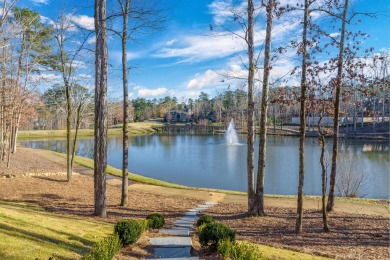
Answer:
xmin=21 ymin=135 xmax=389 ymax=199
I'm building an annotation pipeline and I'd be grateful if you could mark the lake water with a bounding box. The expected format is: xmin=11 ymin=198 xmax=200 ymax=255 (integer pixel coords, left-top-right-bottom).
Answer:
xmin=21 ymin=135 xmax=390 ymax=199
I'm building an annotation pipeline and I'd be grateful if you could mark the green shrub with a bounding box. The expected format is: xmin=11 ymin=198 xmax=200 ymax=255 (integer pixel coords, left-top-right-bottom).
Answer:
xmin=146 ymin=213 xmax=165 ymax=228
xmin=196 ymin=215 xmax=215 ymax=227
xmin=198 ymin=222 xmax=236 ymax=249
xmin=114 ymin=219 xmax=142 ymax=245
xmin=217 ymin=240 xmax=266 ymax=260
xmin=217 ymin=238 xmax=233 ymax=257
xmin=82 ymin=233 xmax=122 ymax=260
xmin=230 ymin=241 xmax=266 ymax=260
xmin=137 ymin=219 xmax=150 ymax=232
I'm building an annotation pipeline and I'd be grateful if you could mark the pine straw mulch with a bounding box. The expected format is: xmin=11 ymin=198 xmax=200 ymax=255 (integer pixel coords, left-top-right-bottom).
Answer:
xmin=201 ymin=203 xmax=389 ymax=260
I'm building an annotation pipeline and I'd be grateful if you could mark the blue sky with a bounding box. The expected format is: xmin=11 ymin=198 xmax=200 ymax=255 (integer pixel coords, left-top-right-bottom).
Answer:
xmin=17 ymin=0 xmax=390 ymax=101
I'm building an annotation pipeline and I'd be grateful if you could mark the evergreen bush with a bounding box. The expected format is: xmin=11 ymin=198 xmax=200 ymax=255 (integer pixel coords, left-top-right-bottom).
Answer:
xmin=114 ymin=219 xmax=142 ymax=245
xmin=198 ymin=222 xmax=236 ymax=249
xmin=146 ymin=213 xmax=165 ymax=228
xmin=196 ymin=215 xmax=215 ymax=227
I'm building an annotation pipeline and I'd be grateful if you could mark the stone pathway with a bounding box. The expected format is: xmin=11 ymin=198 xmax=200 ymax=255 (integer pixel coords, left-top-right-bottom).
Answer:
xmin=147 ymin=202 xmax=217 ymax=260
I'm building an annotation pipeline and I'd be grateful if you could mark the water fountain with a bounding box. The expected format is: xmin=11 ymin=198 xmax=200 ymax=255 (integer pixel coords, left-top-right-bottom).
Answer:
xmin=225 ymin=119 xmax=239 ymax=145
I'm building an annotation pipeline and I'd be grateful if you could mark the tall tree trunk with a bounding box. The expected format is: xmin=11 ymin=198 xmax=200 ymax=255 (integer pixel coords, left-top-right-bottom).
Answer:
xmin=253 ymin=0 xmax=274 ymax=217
xmin=318 ymin=111 xmax=329 ymax=232
xmin=10 ymin=109 xmax=21 ymax=153
xmin=66 ymin=81 xmax=72 ymax=182
xmin=121 ymin=0 xmax=130 ymax=207
xmin=246 ymin=0 xmax=256 ymax=215
xmin=71 ymin=102 xmax=82 ymax=168
xmin=296 ymin=0 xmax=309 ymax=234
xmin=327 ymin=0 xmax=349 ymax=212
xmin=94 ymin=0 xmax=108 ymax=218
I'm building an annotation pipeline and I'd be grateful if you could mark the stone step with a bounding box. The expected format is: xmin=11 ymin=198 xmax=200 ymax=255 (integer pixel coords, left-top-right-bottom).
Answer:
xmin=173 ymin=220 xmax=195 ymax=228
xmin=184 ymin=211 xmax=198 ymax=216
xmin=180 ymin=216 xmax=198 ymax=223
xmin=205 ymin=201 xmax=218 ymax=205
xmin=160 ymin=228 xmax=190 ymax=236
xmin=188 ymin=208 xmax=201 ymax=212
xmin=150 ymin=237 xmax=192 ymax=247
xmin=152 ymin=247 xmax=192 ymax=258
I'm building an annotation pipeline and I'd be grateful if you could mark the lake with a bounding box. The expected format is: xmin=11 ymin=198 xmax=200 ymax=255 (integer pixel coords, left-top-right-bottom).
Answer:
xmin=21 ymin=134 xmax=390 ymax=199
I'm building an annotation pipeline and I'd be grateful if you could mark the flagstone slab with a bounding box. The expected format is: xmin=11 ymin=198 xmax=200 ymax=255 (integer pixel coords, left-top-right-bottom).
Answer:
xmin=173 ymin=220 xmax=195 ymax=228
xmin=150 ymin=237 xmax=192 ymax=247
xmin=159 ymin=228 xmax=190 ymax=236
xmin=184 ymin=211 xmax=198 ymax=216
xmin=180 ymin=217 xmax=197 ymax=223
xmin=153 ymin=247 xmax=192 ymax=258
xmin=188 ymin=208 xmax=201 ymax=212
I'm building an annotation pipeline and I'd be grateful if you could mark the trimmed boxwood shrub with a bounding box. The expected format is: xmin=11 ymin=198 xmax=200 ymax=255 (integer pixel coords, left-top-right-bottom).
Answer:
xmin=114 ymin=219 xmax=142 ymax=245
xmin=146 ymin=213 xmax=164 ymax=229
xmin=199 ymin=222 xmax=236 ymax=249
xmin=82 ymin=233 xmax=122 ymax=260
xmin=196 ymin=215 xmax=215 ymax=227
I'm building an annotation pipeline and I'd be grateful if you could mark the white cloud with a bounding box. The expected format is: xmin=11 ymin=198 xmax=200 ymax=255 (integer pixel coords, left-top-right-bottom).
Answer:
xmin=137 ymin=87 xmax=175 ymax=97
xmin=187 ymin=70 xmax=221 ymax=89
xmin=208 ymin=0 xmax=236 ymax=25
xmin=329 ymin=32 xmax=341 ymax=38
xmin=31 ymin=0 xmax=49 ymax=5
xmin=112 ymin=51 xmax=142 ymax=62
xmin=165 ymin=39 xmax=177 ymax=46
xmin=87 ymin=36 xmax=96 ymax=44
xmin=69 ymin=14 xmax=94 ymax=30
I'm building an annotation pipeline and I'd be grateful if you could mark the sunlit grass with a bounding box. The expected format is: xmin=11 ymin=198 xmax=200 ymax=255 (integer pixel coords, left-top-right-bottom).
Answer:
xmin=17 ymin=122 xmax=163 ymax=140
xmin=251 ymin=242 xmax=332 ymax=260
xmin=0 ymin=200 xmax=113 ymax=259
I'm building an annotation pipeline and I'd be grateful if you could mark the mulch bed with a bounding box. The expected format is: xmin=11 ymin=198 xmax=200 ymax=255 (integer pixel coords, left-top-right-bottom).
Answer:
xmin=203 ymin=203 xmax=389 ymax=260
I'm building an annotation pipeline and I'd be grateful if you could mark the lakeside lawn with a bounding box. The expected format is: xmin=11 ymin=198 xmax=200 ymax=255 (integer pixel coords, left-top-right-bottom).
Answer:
xmin=0 ymin=200 xmax=113 ymax=259
xmin=17 ymin=122 xmax=163 ymax=140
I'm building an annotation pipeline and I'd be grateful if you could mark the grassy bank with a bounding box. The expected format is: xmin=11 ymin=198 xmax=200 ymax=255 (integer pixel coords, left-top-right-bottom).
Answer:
xmin=0 ymin=200 xmax=113 ymax=259
xmin=18 ymin=122 xmax=162 ymax=140
xmin=55 ymin=152 xmax=387 ymax=206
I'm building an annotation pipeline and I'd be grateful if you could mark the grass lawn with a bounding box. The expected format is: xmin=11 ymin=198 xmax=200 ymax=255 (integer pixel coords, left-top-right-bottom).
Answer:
xmin=0 ymin=200 xmax=113 ymax=259
xmin=18 ymin=122 xmax=163 ymax=140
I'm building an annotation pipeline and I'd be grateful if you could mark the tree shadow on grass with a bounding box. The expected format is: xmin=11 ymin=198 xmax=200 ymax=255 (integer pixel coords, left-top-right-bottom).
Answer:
xmin=0 ymin=222 xmax=92 ymax=256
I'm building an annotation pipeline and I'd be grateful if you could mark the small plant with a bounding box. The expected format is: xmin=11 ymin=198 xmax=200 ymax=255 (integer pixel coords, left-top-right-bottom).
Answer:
xmin=114 ymin=219 xmax=142 ymax=245
xmin=196 ymin=215 xmax=215 ymax=227
xmin=137 ymin=219 xmax=150 ymax=232
xmin=217 ymin=238 xmax=233 ymax=257
xmin=199 ymin=222 xmax=236 ymax=249
xmin=82 ymin=233 xmax=122 ymax=260
xmin=217 ymin=240 xmax=266 ymax=260
xmin=230 ymin=241 xmax=265 ymax=260
xmin=146 ymin=213 xmax=165 ymax=228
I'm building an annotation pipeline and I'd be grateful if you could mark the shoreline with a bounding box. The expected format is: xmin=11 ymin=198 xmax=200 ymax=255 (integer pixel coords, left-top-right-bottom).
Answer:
xmin=20 ymin=147 xmax=390 ymax=205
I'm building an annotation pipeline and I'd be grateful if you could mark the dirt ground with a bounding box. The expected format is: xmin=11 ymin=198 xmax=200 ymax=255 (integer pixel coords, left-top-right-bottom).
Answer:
xmin=0 ymin=147 xmax=389 ymax=259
